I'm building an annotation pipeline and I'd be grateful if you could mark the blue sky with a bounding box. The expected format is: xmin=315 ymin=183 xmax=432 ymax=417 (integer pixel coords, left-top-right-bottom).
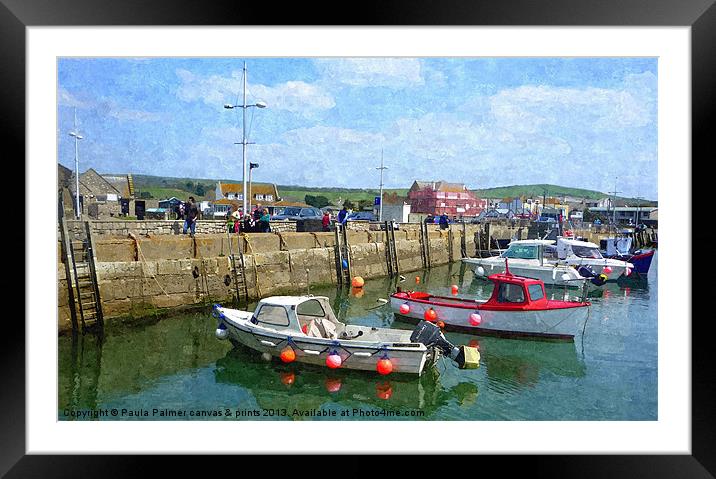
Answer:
xmin=58 ymin=57 xmax=658 ymax=199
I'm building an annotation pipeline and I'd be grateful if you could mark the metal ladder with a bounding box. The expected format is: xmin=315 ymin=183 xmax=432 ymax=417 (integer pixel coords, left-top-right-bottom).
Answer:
xmin=64 ymin=221 xmax=104 ymax=333
xmin=227 ymin=232 xmax=249 ymax=307
xmin=419 ymin=221 xmax=431 ymax=268
xmin=334 ymin=223 xmax=352 ymax=284
xmin=384 ymin=221 xmax=400 ymax=277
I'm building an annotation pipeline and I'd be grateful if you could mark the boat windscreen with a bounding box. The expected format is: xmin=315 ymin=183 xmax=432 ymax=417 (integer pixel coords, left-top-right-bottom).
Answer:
xmin=571 ymin=245 xmax=603 ymax=259
xmin=501 ymin=244 xmax=539 ymax=260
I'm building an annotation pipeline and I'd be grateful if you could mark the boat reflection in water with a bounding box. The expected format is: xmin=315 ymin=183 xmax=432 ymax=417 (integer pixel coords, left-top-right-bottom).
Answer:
xmin=213 ymin=345 xmax=479 ymax=418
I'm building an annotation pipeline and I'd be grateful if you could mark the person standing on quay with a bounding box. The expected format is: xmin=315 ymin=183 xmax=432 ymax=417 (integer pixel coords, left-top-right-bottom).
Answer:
xmin=338 ymin=206 xmax=348 ymax=225
xmin=183 ymin=196 xmax=199 ymax=237
xmin=322 ymin=211 xmax=331 ymax=231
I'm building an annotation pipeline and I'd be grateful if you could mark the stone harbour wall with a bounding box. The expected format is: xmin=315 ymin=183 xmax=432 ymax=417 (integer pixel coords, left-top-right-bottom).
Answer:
xmin=57 ymin=224 xmax=484 ymax=333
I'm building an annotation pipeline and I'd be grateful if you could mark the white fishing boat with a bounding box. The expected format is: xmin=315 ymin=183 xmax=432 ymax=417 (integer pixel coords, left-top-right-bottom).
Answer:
xmin=391 ymin=262 xmax=590 ymax=341
xmin=212 ymin=295 xmax=479 ymax=376
xmin=462 ymin=240 xmax=589 ymax=287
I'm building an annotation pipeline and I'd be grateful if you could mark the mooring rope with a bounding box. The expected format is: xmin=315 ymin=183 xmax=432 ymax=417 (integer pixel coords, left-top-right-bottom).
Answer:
xmin=128 ymin=233 xmax=170 ymax=297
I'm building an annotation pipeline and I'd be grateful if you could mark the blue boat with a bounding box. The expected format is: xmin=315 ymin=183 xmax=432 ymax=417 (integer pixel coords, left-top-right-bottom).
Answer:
xmin=600 ymin=236 xmax=655 ymax=276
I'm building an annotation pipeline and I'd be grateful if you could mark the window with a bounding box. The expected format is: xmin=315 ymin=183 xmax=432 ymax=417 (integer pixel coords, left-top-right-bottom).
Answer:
xmin=255 ymin=194 xmax=264 ymax=200
xmin=238 ymin=194 xmax=243 ymax=200
xmin=528 ymin=284 xmax=545 ymax=301
xmin=501 ymin=244 xmax=539 ymax=260
xmin=571 ymin=245 xmax=603 ymax=259
xmin=497 ymin=283 xmax=525 ymax=303
xmin=296 ymin=299 xmax=325 ymax=317
xmin=255 ymin=305 xmax=290 ymax=327
xmin=265 ymin=195 xmax=273 ymax=201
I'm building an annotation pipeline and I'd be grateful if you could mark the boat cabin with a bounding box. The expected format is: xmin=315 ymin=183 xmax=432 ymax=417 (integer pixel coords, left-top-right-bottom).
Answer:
xmin=249 ymin=295 xmax=344 ymax=339
xmin=555 ymin=237 xmax=603 ymax=260
xmin=483 ymin=272 xmax=551 ymax=310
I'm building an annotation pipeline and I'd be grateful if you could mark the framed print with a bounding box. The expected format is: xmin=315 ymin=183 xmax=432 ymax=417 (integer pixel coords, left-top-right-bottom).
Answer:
xmin=5 ymin=0 xmax=712 ymax=475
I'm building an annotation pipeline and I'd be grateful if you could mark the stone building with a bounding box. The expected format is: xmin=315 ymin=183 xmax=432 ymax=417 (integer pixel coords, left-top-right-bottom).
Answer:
xmin=66 ymin=167 xmax=135 ymax=219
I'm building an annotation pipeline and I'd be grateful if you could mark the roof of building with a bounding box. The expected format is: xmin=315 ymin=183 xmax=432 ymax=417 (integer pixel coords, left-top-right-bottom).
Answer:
xmin=70 ymin=168 xmax=122 ymax=197
xmin=102 ymin=174 xmax=134 ymax=197
xmin=217 ymin=181 xmax=279 ymax=198
xmin=409 ymin=180 xmax=469 ymax=194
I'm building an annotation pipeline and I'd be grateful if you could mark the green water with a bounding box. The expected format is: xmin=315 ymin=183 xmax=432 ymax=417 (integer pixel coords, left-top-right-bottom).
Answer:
xmin=58 ymin=253 xmax=657 ymax=421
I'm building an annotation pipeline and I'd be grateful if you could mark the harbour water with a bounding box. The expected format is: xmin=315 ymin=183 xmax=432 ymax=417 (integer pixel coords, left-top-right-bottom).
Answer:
xmin=58 ymin=253 xmax=657 ymax=421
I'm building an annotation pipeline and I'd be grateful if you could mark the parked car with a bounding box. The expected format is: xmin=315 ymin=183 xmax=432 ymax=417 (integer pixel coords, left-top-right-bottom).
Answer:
xmin=271 ymin=207 xmax=323 ymax=221
xmin=346 ymin=211 xmax=376 ymax=221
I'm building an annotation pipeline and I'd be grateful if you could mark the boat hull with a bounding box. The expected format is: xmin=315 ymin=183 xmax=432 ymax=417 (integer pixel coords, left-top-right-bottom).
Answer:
xmin=390 ymin=296 xmax=588 ymax=341
xmin=217 ymin=308 xmax=433 ymax=376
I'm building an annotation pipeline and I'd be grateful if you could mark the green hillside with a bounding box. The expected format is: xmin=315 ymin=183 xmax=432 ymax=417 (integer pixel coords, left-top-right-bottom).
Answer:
xmin=128 ymin=174 xmax=654 ymax=206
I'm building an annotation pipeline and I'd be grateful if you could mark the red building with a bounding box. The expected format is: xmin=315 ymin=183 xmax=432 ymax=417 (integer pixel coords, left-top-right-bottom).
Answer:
xmin=407 ymin=180 xmax=483 ymax=217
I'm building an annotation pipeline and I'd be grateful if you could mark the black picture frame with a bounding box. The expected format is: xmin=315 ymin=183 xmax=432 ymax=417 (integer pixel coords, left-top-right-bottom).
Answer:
xmin=4 ymin=0 xmax=710 ymax=474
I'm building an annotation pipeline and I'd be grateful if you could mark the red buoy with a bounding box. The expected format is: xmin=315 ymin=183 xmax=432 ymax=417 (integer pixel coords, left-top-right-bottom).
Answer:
xmin=351 ymin=276 xmax=365 ymax=288
xmin=399 ymin=303 xmax=410 ymax=314
xmin=376 ymin=357 xmax=393 ymax=375
xmin=451 ymin=284 xmax=459 ymax=295
xmin=326 ymin=351 xmax=342 ymax=369
xmin=602 ymin=266 xmax=613 ymax=275
xmin=302 ymin=324 xmax=308 ymax=334
xmin=424 ymin=308 xmax=438 ymax=322
xmin=415 ymin=276 xmax=421 ymax=284
xmin=469 ymin=313 xmax=482 ymax=326
xmin=280 ymin=347 xmax=296 ymax=363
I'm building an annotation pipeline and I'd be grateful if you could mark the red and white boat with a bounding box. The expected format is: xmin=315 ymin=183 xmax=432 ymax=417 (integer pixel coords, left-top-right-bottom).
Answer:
xmin=390 ymin=263 xmax=590 ymax=341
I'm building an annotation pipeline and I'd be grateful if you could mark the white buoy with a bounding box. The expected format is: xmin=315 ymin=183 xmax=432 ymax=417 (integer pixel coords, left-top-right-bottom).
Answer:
xmin=261 ymin=352 xmax=272 ymax=361
xmin=476 ymin=266 xmax=485 ymax=276
xmin=215 ymin=328 xmax=228 ymax=340
xmin=561 ymin=273 xmax=571 ymax=282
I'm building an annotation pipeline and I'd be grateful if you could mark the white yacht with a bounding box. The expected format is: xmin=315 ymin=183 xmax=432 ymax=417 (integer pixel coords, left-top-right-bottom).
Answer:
xmin=462 ymin=240 xmax=587 ymax=287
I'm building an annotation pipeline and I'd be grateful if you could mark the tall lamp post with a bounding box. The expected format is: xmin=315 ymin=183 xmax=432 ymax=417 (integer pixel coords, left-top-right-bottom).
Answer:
xmin=224 ymin=61 xmax=267 ymax=216
xmin=376 ymin=149 xmax=387 ymax=222
xmin=69 ymin=108 xmax=84 ymax=219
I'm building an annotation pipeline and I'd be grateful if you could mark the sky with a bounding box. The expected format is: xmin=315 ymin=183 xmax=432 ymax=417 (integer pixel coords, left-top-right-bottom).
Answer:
xmin=57 ymin=57 xmax=658 ymax=200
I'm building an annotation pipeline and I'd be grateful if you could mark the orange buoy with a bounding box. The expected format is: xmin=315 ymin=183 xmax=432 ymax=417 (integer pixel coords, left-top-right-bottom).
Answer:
xmin=326 ymin=351 xmax=342 ymax=369
xmin=424 ymin=308 xmax=438 ymax=322
xmin=351 ymin=276 xmax=365 ymax=288
xmin=280 ymin=346 xmax=296 ymax=363
xmin=376 ymin=357 xmax=393 ymax=375
xmin=415 ymin=276 xmax=421 ymax=284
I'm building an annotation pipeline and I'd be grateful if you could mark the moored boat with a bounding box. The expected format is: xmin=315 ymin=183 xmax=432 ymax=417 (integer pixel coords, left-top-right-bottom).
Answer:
xmin=213 ymin=295 xmax=479 ymax=376
xmin=390 ymin=265 xmax=590 ymax=341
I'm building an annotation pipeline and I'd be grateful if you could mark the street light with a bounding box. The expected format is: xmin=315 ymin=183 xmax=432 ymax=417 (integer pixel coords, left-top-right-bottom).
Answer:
xmin=224 ymin=62 xmax=267 ymax=215
xmin=69 ymin=108 xmax=84 ymax=219
xmin=376 ymin=149 xmax=387 ymax=222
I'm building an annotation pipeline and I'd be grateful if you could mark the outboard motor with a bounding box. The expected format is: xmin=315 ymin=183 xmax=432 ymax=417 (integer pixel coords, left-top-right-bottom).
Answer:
xmin=410 ymin=320 xmax=480 ymax=369
xmin=577 ymin=265 xmax=608 ymax=286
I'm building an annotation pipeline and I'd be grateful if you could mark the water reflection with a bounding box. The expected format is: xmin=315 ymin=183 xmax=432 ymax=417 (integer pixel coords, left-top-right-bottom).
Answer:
xmin=213 ymin=345 xmax=479 ymax=418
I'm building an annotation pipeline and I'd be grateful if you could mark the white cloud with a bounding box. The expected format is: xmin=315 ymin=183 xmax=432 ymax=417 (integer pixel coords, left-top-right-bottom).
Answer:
xmin=175 ymin=69 xmax=335 ymax=117
xmin=313 ymin=58 xmax=424 ymax=88
xmin=58 ymin=87 xmax=92 ymax=108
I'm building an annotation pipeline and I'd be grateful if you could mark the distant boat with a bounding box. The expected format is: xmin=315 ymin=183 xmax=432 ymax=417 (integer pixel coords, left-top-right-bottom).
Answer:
xmin=600 ymin=236 xmax=655 ymax=276
xmin=391 ymin=263 xmax=590 ymax=341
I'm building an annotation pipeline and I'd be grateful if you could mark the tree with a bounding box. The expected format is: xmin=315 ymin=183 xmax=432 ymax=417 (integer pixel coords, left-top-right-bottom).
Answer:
xmin=195 ymin=183 xmax=206 ymax=196
xmin=305 ymin=195 xmax=330 ymax=208
xmin=139 ymin=191 xmax=153 ymax=199
xmin=342 ymin=199 xmax=355 ymax=211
